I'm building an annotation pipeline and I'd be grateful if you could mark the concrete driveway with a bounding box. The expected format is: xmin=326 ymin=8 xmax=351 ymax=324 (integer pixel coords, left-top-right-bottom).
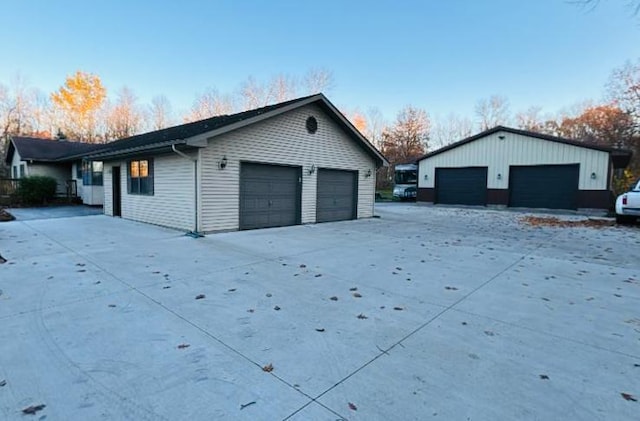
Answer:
xmin=6 ymin=205 xmax=103 ymax=221
xmin=0 ymin=203 xmax=638 ymax=420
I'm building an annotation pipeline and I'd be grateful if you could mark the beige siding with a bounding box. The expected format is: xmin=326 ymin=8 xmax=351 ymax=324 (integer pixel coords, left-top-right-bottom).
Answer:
xmin=103 ymin=154 xmax=196 ymax=231
xmin=10 ymin=150 xmax=26 ymax=178
xmin=104 ymin=163 xmax=113 ymax=216
xmin=418 ymin=131 xmax=610 ymax=190
xmin=199 ymin=104 xmax=376 ymax=232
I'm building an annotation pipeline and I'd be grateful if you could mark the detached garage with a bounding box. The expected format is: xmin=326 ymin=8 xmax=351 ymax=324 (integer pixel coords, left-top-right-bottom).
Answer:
xmin=417 ymin=126 xmax=631 ymax=211
xmin=86 ymin=94 xmax=387 ymax=233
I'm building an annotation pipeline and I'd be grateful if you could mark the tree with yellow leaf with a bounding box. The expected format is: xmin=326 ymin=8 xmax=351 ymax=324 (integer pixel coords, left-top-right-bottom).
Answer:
xmin=51 ymin=71 xmax=106 ymax=142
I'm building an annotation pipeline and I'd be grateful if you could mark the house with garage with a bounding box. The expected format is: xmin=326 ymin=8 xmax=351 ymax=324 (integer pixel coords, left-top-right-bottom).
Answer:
xmin=416 ymin=126 xmax=632 ymax=211
xmin=4 ymin=136 xmax=105 ymax=204
xmin=85 ymin=94 xmax=387 ymax=233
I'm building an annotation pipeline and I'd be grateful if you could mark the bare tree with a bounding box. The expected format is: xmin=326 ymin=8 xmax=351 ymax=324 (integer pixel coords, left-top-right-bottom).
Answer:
xmin=303 ymin=68 xmax=335 ymax=94
xmin=104 ymin=87 xmax=143 ymax=140
xmin=267 ymin=74 xmax=298 ymax=103
xmin=568 ymin=0 xmax=640 ymax=18
xmin=607 ymin=59 xmax=640 ymax=127
xmin=431 ymin=113 xmax=473 ymax=149
xmin=475 ymin=95 xmax=511 ymax=130
xmin=515 ymin=106 xmax=545 ymax=132
xmin=147 ymin=95 xmax=173 ymax=130
xmin=364 ymin=107 xmax=387 ymax=150
xmin=184 ymin=88 xmax=235 ymax=122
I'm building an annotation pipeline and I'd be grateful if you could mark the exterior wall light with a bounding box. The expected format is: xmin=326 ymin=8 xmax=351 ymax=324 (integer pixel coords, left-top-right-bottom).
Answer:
xmin=364 ymin=169 xmax=372 ymax=178
xmin=497 ymin=173 xmax=502 ymax=180
xmin=308 ymin=164 xmax=316 ymax=175
xmin=218 ymin=156 xmax=227 ymax=170
xmin=424 ymin=174 xmax=428 ymax=180
xmin=591 ymin=172 xmax=597 ymax=180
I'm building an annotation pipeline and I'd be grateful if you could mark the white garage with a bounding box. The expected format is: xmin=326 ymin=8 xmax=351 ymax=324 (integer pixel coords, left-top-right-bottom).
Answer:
xmin=86 ymin=94 xmax=387 ymax=234
xmin=417 ymin=126 xmax=631 ymax=210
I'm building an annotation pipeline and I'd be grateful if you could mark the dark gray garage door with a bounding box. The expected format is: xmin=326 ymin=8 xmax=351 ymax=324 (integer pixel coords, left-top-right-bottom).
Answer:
xmin=239 ymin=163 xmax=301 ymax=230
xmin=509 ymin=164 xmax=579 ymax=210
xmin=435 ymin=167 xmax=488 ymax=206
xmin=316 ymin=169 xmax=357 ymax=223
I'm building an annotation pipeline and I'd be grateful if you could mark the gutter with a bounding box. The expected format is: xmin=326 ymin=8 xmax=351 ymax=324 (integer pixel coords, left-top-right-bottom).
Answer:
xmin=171 ymin=145 xmax=203 ymax=238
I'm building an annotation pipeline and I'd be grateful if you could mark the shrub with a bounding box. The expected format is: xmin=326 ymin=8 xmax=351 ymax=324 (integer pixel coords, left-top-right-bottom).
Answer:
xmin=16 ymin=175 xmax=58 ymax=205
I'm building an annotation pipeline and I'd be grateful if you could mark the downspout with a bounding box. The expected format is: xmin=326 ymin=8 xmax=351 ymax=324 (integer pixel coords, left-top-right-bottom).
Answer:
xmin=171 ymin=144 xmax=203 ymax=237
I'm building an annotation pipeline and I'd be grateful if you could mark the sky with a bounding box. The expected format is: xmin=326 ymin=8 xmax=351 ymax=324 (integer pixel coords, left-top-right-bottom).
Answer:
xmin=1 ymin=0 xmax=639 ymax=124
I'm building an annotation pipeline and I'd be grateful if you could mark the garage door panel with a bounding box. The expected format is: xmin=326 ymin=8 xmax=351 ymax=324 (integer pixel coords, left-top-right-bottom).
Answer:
xmin=240 ymin=163 xmax=301 ymax=230
xmin=509 ymin=165 xmax=579 ymax=210
xmin=316 ymin=169 xmax=357 ymax=223
xmin=435 ymin=167 xmax=487 ymax=206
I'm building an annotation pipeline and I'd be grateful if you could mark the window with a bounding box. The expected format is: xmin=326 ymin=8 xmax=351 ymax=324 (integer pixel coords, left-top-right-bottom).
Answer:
xmin=19 ymin=164 xmax=25 ymax=178
xmin=12 ymin=166 xmax=17 ymax=179
xmin=76 ymin=161 xmax=82 ymax=179
xmin=127 ymin=159 xmax=154 ymax=195
xmin=82 ymin=161 xmax=103 ymax=186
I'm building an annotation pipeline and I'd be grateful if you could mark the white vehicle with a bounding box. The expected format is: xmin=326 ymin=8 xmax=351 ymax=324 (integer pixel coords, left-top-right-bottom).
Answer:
xmin=615 ymin=179 xmax=640 ymax=224
xmin=392 ymin=163 xmax=417 ymax=200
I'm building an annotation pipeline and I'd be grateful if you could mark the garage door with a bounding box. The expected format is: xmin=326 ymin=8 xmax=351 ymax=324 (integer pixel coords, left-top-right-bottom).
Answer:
xmin=435 ymin=167 xmax=488 ymax=206
xmin=239 ymin=163 xmax=301 ymax=230
xmin=316 ymin=169 xmax=357 ymax=223
xmin=509 ymin=164 xmax=579 ymax=210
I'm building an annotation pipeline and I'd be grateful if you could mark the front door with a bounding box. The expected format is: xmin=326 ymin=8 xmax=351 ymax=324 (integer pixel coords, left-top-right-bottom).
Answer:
xmin=112 ymin=166 xmax=121 ymax=217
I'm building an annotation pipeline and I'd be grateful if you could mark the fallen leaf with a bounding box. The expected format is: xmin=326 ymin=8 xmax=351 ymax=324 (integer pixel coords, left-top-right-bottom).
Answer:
xmin=393 ymin=306 xmax=404 ymax=311
xmin=247 ymin=309 xmax=255 ymax=313
xmin=541 ymin=297 xmax=550 ymax=302
xmin=520 ymin=216 xmax=614 ymax=229
xmin=461 ymin=322 xmax=467 ymax=325
xmin=195 ymin=294 xmax=206 ymax=300
xmin=108 ymin=304 xmax=116 ymax=308
xmin=445 ymin=286 xmax=458 ymax=291
xmin=177 ymin=343 xmax=190 ymax=349
xmin=314 ymin=274 xmax=322 ymax=278
xmin=614 ymin=294 xmax=622 ymax=298
xmin=228 ymin=288 xmax=237 ymax=292
xmin=299 ymin=264 xmax=306 ymax=268
xmin=395 ymin=267 xmax=402 ymax=271
xmin=484 ymin=330 xmax=495 ymax=336
xmin=357 ymin=313 xmax=368 ymax=319
xmin=539 ymin=374 xmax=549 ymax=380
xmin=22 ymin=404 xmax=46 ymax=415
xmin=0 ymin=379 xmax=6 ymax=387
xmin=266 ymin=293 xmax=272 ymax=297
xmin=348 ymin=402 xmax=357 ymax=411
xmin=240 ymin=401 xmax=256 ymax=410
xmin=349 ymin=287 xmax=358 ymax=291
xmin=262 ymin=363 xmax=274 ymax=372
xmin=621 ymin=392 xmax=637 ymax=402
xmin=315 ymin=328 xmax=325 ymax=332
xmin=162 ymin=286 xmax=171 ymax=289
xmin=353 ymin=292 xmax=362 ymax=298
xmin=329 ymin=296 xmax=338 ymax=301
xmin=274 ymin=306 xmax=281 ymax=311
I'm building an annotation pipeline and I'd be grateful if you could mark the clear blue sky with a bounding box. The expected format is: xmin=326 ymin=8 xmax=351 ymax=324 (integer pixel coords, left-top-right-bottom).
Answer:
xmin=1 ymin=0 xmax=638 ymax=123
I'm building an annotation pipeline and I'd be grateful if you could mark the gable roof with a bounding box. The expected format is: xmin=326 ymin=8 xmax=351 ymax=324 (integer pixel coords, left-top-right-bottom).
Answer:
xmin=4 ymin=136 xmax=103 ymax=164
xmin=86 ymin=94 xmax=388 ymax=166
xmin=417 ymin=126 xmax=633 ymax=168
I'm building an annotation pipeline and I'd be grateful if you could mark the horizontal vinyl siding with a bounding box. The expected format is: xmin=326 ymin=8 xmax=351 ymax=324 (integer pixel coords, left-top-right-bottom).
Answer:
xmin=418 ymin=131 xmax=610 ymax=191
xmin=104 ymin=154 xmax=196 ymax=231
xmin=200 ymin=104 xmax=376 ymax=232
xmin=104 ymin=163 xmax=113 ymax=216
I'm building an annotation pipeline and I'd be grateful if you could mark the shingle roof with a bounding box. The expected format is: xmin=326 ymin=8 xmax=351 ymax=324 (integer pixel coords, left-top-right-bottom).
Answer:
xmin=5 ymin=136 xmax=103 ymax=164
xmin=417 ymin=126 xmax=633 ymax=168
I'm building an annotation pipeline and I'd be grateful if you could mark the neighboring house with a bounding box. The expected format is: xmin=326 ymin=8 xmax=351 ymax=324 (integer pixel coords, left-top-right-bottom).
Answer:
xmin=416 ymin=126 xmax=632 ymax=211
xmin=86 ymin=94 xmax=387 ymax=233
xmin=4 ymin=136 xmax=105 ymax=205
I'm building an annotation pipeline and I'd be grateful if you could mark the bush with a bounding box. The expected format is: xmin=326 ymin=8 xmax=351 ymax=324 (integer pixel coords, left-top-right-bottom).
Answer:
xmin=16 ymin=176 xmax=58 ymax=205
